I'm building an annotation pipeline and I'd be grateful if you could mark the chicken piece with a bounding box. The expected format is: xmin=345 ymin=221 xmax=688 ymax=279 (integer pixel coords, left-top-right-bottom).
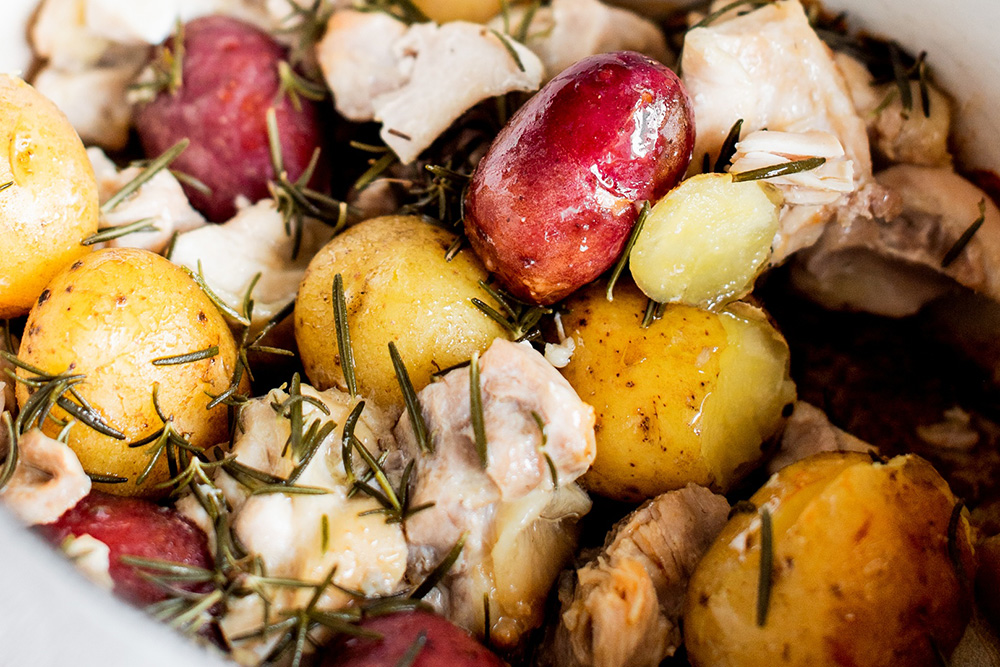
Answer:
xmin=318 ymin=10 xmax=543 ymax=163
xmin=395 ymin=339 xmax=596 ymax=648
xmin=60 ymin=534 xmax=115 ymax=592
xmin=170 ymin=199 xmax=331 ymax=332
xmin=546 ymin=484 xmax=729 ymax=667
xmin=492 ymin=0 xmax=671 ymax=80
xmin=729 ymin=130 xmax=855 ymax=205
xmin=34 ymin=64 xmax=143 ymax=151
xmin=791 ymin=165 xmax=1000 ymax=317
xmin=768 ymin=402 xmax=875 ymax=474
xmin=0 ymin=429 xmax=91 ymax=526
xmin=681 ymin=0 xmax=873 ymax=262
xmin=88 ymin=147 xmax=207 ymax=252
xmin=178 ymin=384 xmax=407 ymax=665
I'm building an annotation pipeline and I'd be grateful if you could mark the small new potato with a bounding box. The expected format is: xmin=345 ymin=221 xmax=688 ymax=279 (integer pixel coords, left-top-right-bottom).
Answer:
xmin=684 ymin=453 xmax=975 ymax=667
xmin=411 ymin=0 xmax=502 ymax=23
xmin=295 ymin=215 xmax=508 ymax=407
xmin=16 ymin=248 xmax=242 ymax=496
xmin=464 ymin=51 xmax=695 ymax=305
xmin=0 ymin=74 xmax=98 ymax=318
xmin=559 ymin=281 xmax=795 ymax=501
xmin=630 ymin=173 xmax=781 ymax=308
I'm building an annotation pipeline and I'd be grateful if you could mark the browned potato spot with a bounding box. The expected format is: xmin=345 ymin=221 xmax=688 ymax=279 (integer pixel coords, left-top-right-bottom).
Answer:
xmin=684 ymin=452 xmax=975 ymax=667
xmin=295 ymin=215 xmax=508 ymax=407
xmin=0 ymin=74 xmax=98 ymax=318
xmin=16 ymin=248 xmax=242 ymax=496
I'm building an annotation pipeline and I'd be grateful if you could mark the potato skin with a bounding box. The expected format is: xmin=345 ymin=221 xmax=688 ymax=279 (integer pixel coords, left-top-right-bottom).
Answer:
xmin=0 ymin=74 xmax=98 ymax=318
xmin=411 ymin=0 xmax=502 ymax=23
xmin=464 ymin=51 xmax=694 ymax=305
xmin=16 ymin=248 xmax=241 ymax=496
xmin=295 ymin=215 xmax=508 ymax=407
xmin=559 ymin=281 xmax=795 ymax=501
xmin=684 ymin=453 xmax=975 ymax=667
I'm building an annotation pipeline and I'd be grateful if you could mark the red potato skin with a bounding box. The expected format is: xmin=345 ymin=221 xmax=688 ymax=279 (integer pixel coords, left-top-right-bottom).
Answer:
xmin=36 ymin=491 xmax=213 ymax=607
xmin=134 ymin=15 xmax=322 ymax=222
xmin=320 ymin=610 xmax=505 ymax=667
xmin=464 ymin=51 xmax=695 ymax=305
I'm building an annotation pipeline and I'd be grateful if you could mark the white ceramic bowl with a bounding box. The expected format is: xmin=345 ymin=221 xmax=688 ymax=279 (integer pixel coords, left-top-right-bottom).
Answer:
xmin=0 ymin=1 xmax=997 ymax=665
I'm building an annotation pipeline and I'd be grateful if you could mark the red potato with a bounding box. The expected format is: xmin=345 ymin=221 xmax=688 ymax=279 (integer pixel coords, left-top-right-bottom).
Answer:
xmin=320 ymin=610 xmax=505 ymax=667
xmin=36 ymin=491 xmax=213 ymax=607
xmin=134 ymin=15 xmax=323 ymax=222
xmin=464 ymin=51 xmax=695 ymax=305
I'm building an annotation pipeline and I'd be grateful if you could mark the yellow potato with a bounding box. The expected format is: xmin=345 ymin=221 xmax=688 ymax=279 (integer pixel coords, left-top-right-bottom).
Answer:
xmin=412 ymin=0 xmax=502 ymax=23
xmin=684 ymin=452 xmax=975 ymax=667
xmin=295 ymin=215 xmax=508 ymax=407
xmin=559 ymin=281 xmax=795 ymax=501
xmin=16 ymin=248 xmax=242 ymax=496
xmin=0 ymin=74 xmax=99 ymax=318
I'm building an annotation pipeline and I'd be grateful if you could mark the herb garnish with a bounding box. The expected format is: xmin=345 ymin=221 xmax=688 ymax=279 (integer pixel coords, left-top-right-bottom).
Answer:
xmin=333 ymin=274 xmax=358 ymax=398
xmin=101 ymin=139 xmax=190 ymax=215
xmin=411 ymin=533 xmax=466 ymax=599
xmin=0 ymin=412 xmax=18 ymax=492
xmin=757 ymin=507 xmax=774 ymax=627
xmin=152 ymin=345 xmax=219 ymax=366
xmin=82 ymin=218 xmax=160 ymax=246
xmin=390 ymin=342 xmax=431 ymax=453
xmin=731 ymin=157 xmax=827 ymax=183
xmin=941 ymin=199 xmax=986 ymax=267
xmin=469 ymin=352 xmax=488 ymax=469
xmin=640 ymin=299 xmax=666 ymax=329
xmin=396 ymin=631 xmax=428 ymax=667
xmin=0 ymin=181 xmax=14 ymax=193
xmin=471 ymin=282 xmax=552 ymax=342
xmin=690 ymin=0 xmax=774 ymax=29
xmin=715 ymin=119 xmax=745 ymax=173
xmin=606 ymin=201 xmax=651 ymax=301
xmin=947 ymin=501 xmax=969 ymax=590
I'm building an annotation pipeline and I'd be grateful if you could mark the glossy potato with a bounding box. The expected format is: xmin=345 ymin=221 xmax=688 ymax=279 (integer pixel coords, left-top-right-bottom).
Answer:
xmin=559 ymin=281 xmax=795 ymax=501
xmin=411 ymin=0 xmax=502 ymax=23
xmin=16 ymin=248 xmax=242 ymax=496
xmin=0 ymin=74 xmax=98 ymax=318
xmin=295 ymin=215 xmax=508 ymax=407
xmin=684 ymin=453 xmax=975 ymax=667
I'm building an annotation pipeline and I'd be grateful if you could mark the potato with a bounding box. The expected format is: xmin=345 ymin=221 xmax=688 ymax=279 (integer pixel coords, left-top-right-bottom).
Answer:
xmin=684 ymin=453 xmax=975 ymax=667
xmin=0 ymin=74 xmax=98 ymax=318
xmin=559 ymin=281 xmax=795 ymax=501
xmin=411 ymin=0 xmax=502 ymax=23
xmin=295 ymin=215 xmax=508 ymax=407
xmin=464 ymin=51 xmax=694 ymax=305
xmin=134 ymin=16 xmax=323 ymax=222
xmin=319 ymin=610 xmax=505 ymax=666
xmin=16 ymin=248 xmax=242 ymax=496
xmin=629 ymin=173 xmax=782 ymax=308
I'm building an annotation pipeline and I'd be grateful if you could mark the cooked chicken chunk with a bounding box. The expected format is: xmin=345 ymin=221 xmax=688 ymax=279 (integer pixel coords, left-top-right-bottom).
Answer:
xmin=546 ymin=484 xmax=730 ymax=667
xmin=318 ymin=10 xmax=543 ymax=163
xmin=0 ymin=429 xmax=91 ymax=526
xmin=88 ymin=147 xmax=206 ymax=253
xmin=177 ymin=385 xmax=407 ymax=665
xmin=492 ymin=0 xmax=671 ymax=80
xmin=768 ymin=402 xmax=875 ymax=474
xmin=169 ymin=199 xmax=331 ymax=332
xmin=395 ymin=339 xmax=596 ymax=648
xmin=682 ymin=0 xmax=873 ymax=261
xmin=791 ymin=165 xmax=1000 ymax=316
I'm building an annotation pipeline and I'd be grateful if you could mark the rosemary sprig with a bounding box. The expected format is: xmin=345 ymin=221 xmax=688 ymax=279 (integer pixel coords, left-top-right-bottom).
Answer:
xmin=397 ymin=631 xmax=428 ymax=667
xmin=640 ymin=299 xmax=666 ymax=329
xmin=389 ymin=342 xmax=431 ymax=454
xmin=691 ymin=0 xmax=773 ymax=29
xmin=731 ymin=157 xmax=826 ymax=183
xmin=102 ymin=139 xmax=190 ymax=214
xmin=357 ymin=0 xmax=430 ymax=25
xmin=0 ymin=412 xmax=19 ymax=492
xmin=941 ymin=199 xmax=986 ymax=267
xmin=714 ymin=118 xmax=744 ymax=173
xmin=129 ymin=19 xmax=185 ymax=99
xmin=532 ymin=411 xmax=558 ymax=488
xmin=489 ymin=29 xmax=525 ymax=73
xmin=411 ymin=533 xmax=466 ymax=600
xmin=483 ymin=594 xmax=492 ymax=649
xmin=276 ymin=60 xmax=327 ymax=112
xmin=0 ymin=181 xmax=13 ymax=193
xmin=471 ymin=282 xmax=552 ymax=342
xmin=129 ymin=384 xmax=201 ymax=487
xmin=333 ymin=274 xmax=358 ymax=398
xmin=606 ymin=201 xmax=651 ymax=301
xmin=756 ymin=507 xmax=774 ymax=627
xmin=152 ymin=345 xmax=219 ymax=366
xmin=889 ymin=42 xmax=914 ymax=117
xmin=469 ymin=352 xmax=488 ymax=469
xmin=87 ymin=472 xmax=127 ymax=485
xmin=947 ymin=501 xmax=969 ymax=590
xmin=82 ymin=218 xmax=159 ymax=246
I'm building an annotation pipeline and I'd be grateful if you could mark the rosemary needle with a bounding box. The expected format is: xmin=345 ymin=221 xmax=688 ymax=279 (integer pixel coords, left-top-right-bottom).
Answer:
xmin=757 ymin=507 xmax=774 ymax=627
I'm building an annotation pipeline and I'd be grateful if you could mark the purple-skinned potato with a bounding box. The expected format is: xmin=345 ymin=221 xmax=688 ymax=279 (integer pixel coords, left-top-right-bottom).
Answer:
xmin=464 ymin=51 xmax=694 ymax=305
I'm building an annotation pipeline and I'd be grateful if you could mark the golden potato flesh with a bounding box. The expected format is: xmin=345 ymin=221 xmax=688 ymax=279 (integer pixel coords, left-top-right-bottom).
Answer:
xmin=684 ymin=453 xmax=975 ymax=667
xmin=0 ymin=74 xmax=99 ymax=318
xmin=559 ymin=281 xmax=795 ymax=501
xmin=295 ymin=215 xmax=508 ymax=408
xmin=411 ymin=0 xmax=502 ymax=23
xmin=16 ymin=248 xmax=242 ymax=496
